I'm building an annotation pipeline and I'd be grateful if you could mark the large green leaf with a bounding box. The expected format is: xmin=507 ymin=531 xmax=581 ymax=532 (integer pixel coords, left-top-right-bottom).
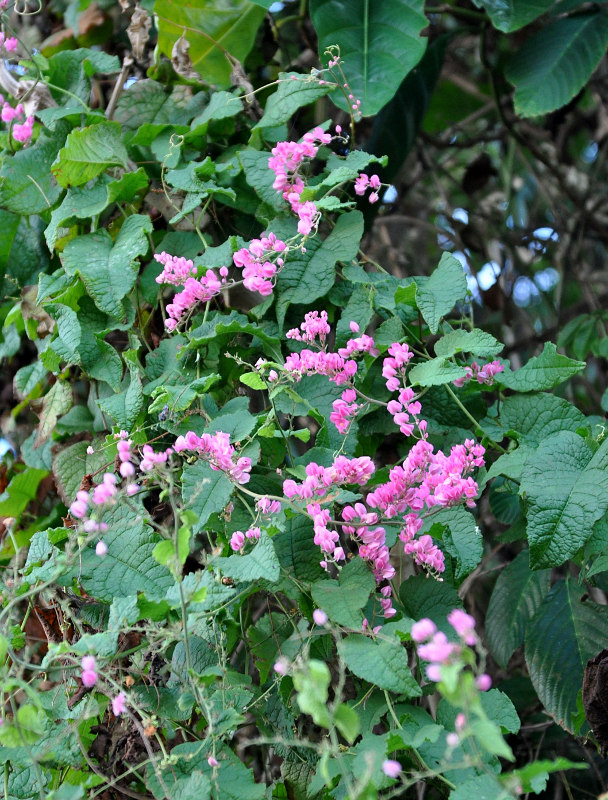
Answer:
xmin=61 ymin=215 xmax=152 ymax=318
xmin=214 ymin=531 xmax=280 ymax=583
xmin=0 ymin=132 xmax=64 ymax=215
xmin=154 ymin=0 xmax=266 ymax=88
xmin=434 ymin=329 xmax=503 ymax=359
xmin=339 ymin=633 xmax=421 ymax=696
xmin=76 ymin=503 xmax=175 ymax=602
xmin=505 ymin=11 xmax=608 ymax=116
xmin=311 ymin=558 xmax=375 ymax=629
xmin=255 ymin=72 xmax=336 ymax=129
xmin=472 ymin=0 xmax=555 ymax=32
xmin=182 ymin=459 xmax=234 ymax=531
xmin=521 ymin=431 xmax=608 ymax=568
xmin=416 ymin=252 xmax=468 ymax=334
xmin=309 ymin=0 xmax=428 ymax=116
xmin=52 ymin=122 xmax=129 ymax=188
xmin=480 ymin=392 xmax=586 ymax=447
xmin=275 ymin=211 xmax=363 ymax=326
xmin=408 ymin=357 xmax=466 ymax=387
xmin=525 ymin=579 xmax=608 ymax=732
xmin=499 ymin=343 xmax=585 ymax=392
xmin=273 ymin=516 xmax=326 ymax=585
xmin=486 ymin=550 xmax=551 ymax=668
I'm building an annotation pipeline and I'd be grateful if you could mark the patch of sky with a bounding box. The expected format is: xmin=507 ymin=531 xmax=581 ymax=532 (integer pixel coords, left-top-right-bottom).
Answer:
xmin=382 ymin=185 xmax=398 ymax=204
xmin=476 ymin=261 xmax=501 ymax=291
xmin=582 ymin=142 xmax=598 ymax=164
xmin=534 ymin=267 xmax=559 ymax=292
xmin=513 ymin=275 xmax=540 ymax=307
xmin=452 ymin=207 xmax=468 ymax=224
xmin=0 ymin=438 xmax=15 ymax=457
xmin=124 ymin=76 xmax=138 ymax=89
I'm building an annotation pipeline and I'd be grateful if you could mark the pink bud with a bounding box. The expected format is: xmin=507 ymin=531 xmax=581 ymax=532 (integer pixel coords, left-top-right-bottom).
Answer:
xmin=382 ymin=759 xmax=402 ymax=778
xmin=313 ymin=609 xmax=328 ymax=626
xmin=95 ymin=541 xmax=108 ymax=557
xmin=207 ymin=755 xmax=219 ymax=767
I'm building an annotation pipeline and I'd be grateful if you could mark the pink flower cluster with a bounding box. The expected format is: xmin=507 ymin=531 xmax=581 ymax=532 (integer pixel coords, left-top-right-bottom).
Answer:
xmin=230 ymin=526 xmax=261 ymax=552
xmin=163 ymin=272 xmax=222 ymax=331
xmin=283 ymin=456 xmax=375 ymax=502
xmin=174 ymin=430 xmax=251 ymax=484
xmin=387 ymin=387 xmax=423 ymax=438
xmin=354 ymin=173 xmax=381 ymax=204
xmin=154 ymin=251 xmax=196 ymax=285
xmin=0 ymin=97 xmax=33 ymax=144
xmin=411 ymin=612 xmax=491 ymax=689
xmin=256 ymin=496 xmax=281 ymax=515
xmin=81 ymin=655 xmax=98 ymax=688
xmin=452 ymin=360 xmax=504 ymax=388
xmin=268 ymin=126 xmax=331 ymax=235
xmin=337 ymin=322 xmax=379 ymax=359
xmin=140 ymin=443 xmax=172 ymax=471
xmin=330 ymin=388 xmax=359 ymax=434
xmin=366 ymin=438 xmax=483 ymax=519
xmin=0 ymin=32 xmax=17 ymax=52
xmin=382 ymin=342 xmax=414 ymax=391
xmin=284 ymin=349 xmax=357 ymax=386
xmin=233 ymin=232 xmax=286 ymax=296
xmin=286 ymin=310 xmax=330 ymax=346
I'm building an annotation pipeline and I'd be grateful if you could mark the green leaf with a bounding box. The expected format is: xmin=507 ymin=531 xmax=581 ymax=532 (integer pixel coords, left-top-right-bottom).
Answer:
xmin=52 ymin=439 xmax=108 ymax=505
xmin=61 ymin=215 xmax=152 ymax=318
xmin=339 ymin=633 xmax=422 ymax=696
xmin=480 ymin=392 xmax=586 ymax=447
xmin=408 ymin=357 xmax=467 ymax=387
xmin=182 ymin=460 xmax=234 ymax=531
xmin=508 ymin=759 xmax=587 ymax=795
xmin=274 ymin=516 xmax=326 ymax=584
xmin=276 ymin=211 xmax=363 ymax=325
xmin=240 ymin=372 xmax=267 ymax=390
xmin=505 ymin=11 xmax=608 ymax=116
xmin=486 ymin=550 xmax=551 ymax=668
xmin=46 ymin=49 xmax=120 ymax=104
xmin=36 ymin=381 xmax=73 ymax=446
xmin=0 ymin=468 xmax=48 ymax=518
xmin=309 ymin=0 xmax=428 ymax=116
xmin=255 ymin=72 xmax=335 ymax=128
xmin=472 ymin=0 xmax=555 ymax=32
xmin=0 ymin=131 xmax=64 ymax=215
xmin=400 ymin=573 xmax=463 ymax=631
xmin=98 ymin=372 xmax=143 ymax=430
xmin=449 ymin=775 xmax=511 ymax=800
xmin=336 ymin=285 xmax=374 ymax=348
xmin=428 ymin=506 xmax=482 ymax=580
xmin=481 ymin=689 xmax=520 ymax=734
xmin=416 ymin=252 xmax=468 ymax=334
xmin=293 ymin=660 xmax=331 ymax=728
xmin=52 ymin=122 xmax=129 ymax=188
xmin=154 ymin=0 xmax=266 ymax=87
xmin=434 ymin=329 xmax=503 ymax=359
xmin=499 ymin=343 xmax=585 ymax=392
xmin=311 ymin=558 xmax=375 ymax=629
xmin=334 ymin=703 xmax=360 ymax=744
xmin=76 ymin=502 xmax=175 ymax=602
xmin=520 ymin=431 xmax=608 ymax=568
xmin=192 ymin=90 xmax=244 ymax=126
xmin=239 ymin=149 xmax=285 ymax=213
xmin=214 ymin=531 xmax=280 ymax=583
xmin=525 ymin=578 xmax=608 ymax=732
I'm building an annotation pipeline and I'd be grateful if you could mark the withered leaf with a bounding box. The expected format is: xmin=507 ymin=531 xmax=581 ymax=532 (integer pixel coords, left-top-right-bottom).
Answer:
xmin=127 ymin=3 xmax=151 ymax=61
xmin=583 ymin=648 xmax=608 ymax=755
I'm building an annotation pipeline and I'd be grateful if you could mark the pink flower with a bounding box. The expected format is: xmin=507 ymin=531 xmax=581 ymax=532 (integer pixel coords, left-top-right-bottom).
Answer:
xmin=447 ymin=608 xmax=477 ymax=645
xmin=475 ymin=673 xmax=492 ymax=691
xmin=313 ymin=609 xmax=328 ymax=626
xmin=112 ymin=692 xmax=126 ymax=715
xmin=81 ymin=655 xmax=98 ymax=687
xmin=382 ymin=759 xmax=402 ymax=778
xmin=207 ymin=755 xmax=219 ymax=767
xmin=368 ymin=191 xmax=379 ymax=204
xmin=230 ymin=531 xmax=245 ymax=552
xmin=95 ymin=541 xmax=108 ymax=557
xmin=411 ymin=618 xmax=437 ymax=643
